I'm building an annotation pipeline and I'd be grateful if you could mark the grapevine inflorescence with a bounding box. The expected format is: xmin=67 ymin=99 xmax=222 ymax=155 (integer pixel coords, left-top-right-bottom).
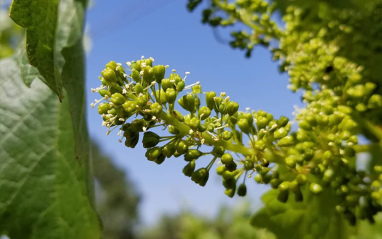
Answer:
xmin=92 ymin=0 xmax=382 ymax=226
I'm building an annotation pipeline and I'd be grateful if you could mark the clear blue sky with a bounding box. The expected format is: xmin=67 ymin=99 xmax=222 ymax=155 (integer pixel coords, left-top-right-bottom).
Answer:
xmin=86 ymin=0 xmax=303 ymax=225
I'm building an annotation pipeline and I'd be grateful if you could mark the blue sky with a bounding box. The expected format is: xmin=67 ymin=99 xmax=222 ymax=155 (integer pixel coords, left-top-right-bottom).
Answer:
xmin=86 ymin=0 xmax=303 ymax=225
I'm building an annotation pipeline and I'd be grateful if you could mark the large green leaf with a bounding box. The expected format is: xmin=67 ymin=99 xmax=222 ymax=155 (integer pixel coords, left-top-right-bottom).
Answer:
xmin=0 ymin=58 xmax=100 ymax=238
xmin=9 ymin=0 xmax=63 ymax=98
xmin=250 ymin=188 xmax=350 ymax=239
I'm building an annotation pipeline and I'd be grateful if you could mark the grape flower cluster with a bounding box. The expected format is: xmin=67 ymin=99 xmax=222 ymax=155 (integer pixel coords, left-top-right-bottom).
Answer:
xmin=91 ymin=56 xmax=382 ymax=225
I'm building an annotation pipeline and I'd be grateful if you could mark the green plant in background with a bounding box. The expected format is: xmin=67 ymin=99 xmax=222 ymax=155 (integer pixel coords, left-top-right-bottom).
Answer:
xmin=92 ymin=140 xmax=140 ymax=239
xmin=140 ymin=203 xmax=275 ymax=239
xmin=91 ymin=0 xmax=382 ymax=237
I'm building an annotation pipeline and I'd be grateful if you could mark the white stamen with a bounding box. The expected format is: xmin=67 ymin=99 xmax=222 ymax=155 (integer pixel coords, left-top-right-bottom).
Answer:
xmin=152 ymin=116 xmax=157 ymax=121
xmin=215 ymin=124 xmax=228 ymax=130
xmin=117 ymin=63 xmax=122 ymax=66
xmin=246 ymin=107 xmax=250 ymax=112
xmin=207 ymin=131 xmax=219 ymax=141
xmin=184 ymin=81 xmax=200 ymax=90
xmin=126 ymin=61 xmax=131 ymax=66
xmin=150 ymin=57 xmax=154 ymax=61
xmin=189 ymin=129 xmax=194 ymax=134
xmin=141 ymin=56 xmax=145 ymax=60
xmin=142 ymin=127 xmax=147 ymax=132
xmin=119 ymin=118 xmax=125 ymax=122
xmin=165 ymin=65 xmax=169 ymax=68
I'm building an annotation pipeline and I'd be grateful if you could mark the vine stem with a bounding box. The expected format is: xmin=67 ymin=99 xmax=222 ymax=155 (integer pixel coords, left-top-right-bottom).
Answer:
xmin=159 ymin=111 xmax=255 ymax=156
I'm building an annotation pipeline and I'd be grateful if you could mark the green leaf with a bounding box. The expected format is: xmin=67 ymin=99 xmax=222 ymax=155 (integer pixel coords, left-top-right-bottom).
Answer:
xmin=250 ymin=188 xmax=350 ymax=239
xmin=9 ymin=0 xmax=63 ymax=99
xmin=0 ymin=58 xmax=100 ymax=238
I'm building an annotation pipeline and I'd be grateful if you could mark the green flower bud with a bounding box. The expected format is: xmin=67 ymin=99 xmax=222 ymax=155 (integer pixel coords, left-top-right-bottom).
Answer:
xmin=216 ymin=165 xmax=226 ymax=175
xmin=145 ymin=147 xmax=162 ymax=161
xmin=184 ymin=149 xmax=202 ymax=161
xmin=226 ymin=101 xmax=239 ymax=116
xmin=254 ymin=174 xmax=262 ymax=183
xmin=123 ymin=101 xmax=137 ymax=114
xmin=194 ymin=97 xmax=201 ymax=110
xmin=256 ymin=116 xmax=268 ymax=129
xmin=105 ymin=61 xmax=118 ymax=70
xmin=98 ymin=103 xmax=110 ymax=114
xmin=111 ymin=93 xmax=125 ymax=105
xmin=316 ymin=114 xmax=329 ymax=126
xmin=168 ymin=125 xmax=180 ymax=135
xmin=285 ymin=156 xmax=296 ymax=168
xmin=99 ymin=89 xmax=111 ymax=97
xmin=169 ymin=72 xmax=182 ymax=83
xmin=225 ymin=188 xmax=236 ymax=198
xmin=296 ymin=174 xmax=307 ymax=185
xmin=142 ymin=131 xmax=160 ymax=148
xmin=254 ymin=140 xmax=265 ymax=151
xmin=368 ymin=94 xmax=382 ymax=108
xmin=198 ymin=106 xmax=211 ymax=120
xmin=192 ymin=85 xmax=202 ymax=94
xmin=124 ymin=126 xmax=139 ymax=148
xmin=206 ymin=91 xmax=217 ymax=109
xmin=176 ymin=81 xmax=185 ymax=91
xmin=212 ymin=146 xmax=225 ymax=157
xmin=153 ymin=65 xmax=165 ymax=83
xmin=222 ymin=131 xmax=233 ymax=141
xmin=274 ymin=127 xmax=288 ymax=140
xmin=191 ymin=168 xmax=209 ymax=186
xmin=154 ymin=154 xmax=166 ymax=165
xmin=244 ymin=160 xmax=254 ymax=170
xmin=176 ymin=140 xmax=189 ymax=154
xmin=270 ymin=178 xmax=281 ymax=189
xmin=101 ymin=68 xmax=117 ymax=83
xmin=186 ymin=117 xmax=201 ymax=130
xmin=221 ymin=153 xmax=233 ymax=164
xmin=238 ymin=118 xmax=251 ymax=134
xmin=131 ymin=69 xmax=140 ymax=82
xmin=163 ymin=143 xmax=176 ymax=158
xmin=225 ymin=161 xmax=237 ymax=172
xmin=136 ymin=94 xmax=148 ymax=107
xmin=183 ymin=160 xmax=196 ymax=177
xmin=182 ymin=94 xmax=195 ymax=112
xmin=150 ymin=102 xmax=163 ymax=116
xmin=142 ymin=66 xmax=154 ymax=84
xmin=165 ymin=88 xmax=177 ymax=104
xmin=277 ymin=116 xmax=289 ymax=127
xmin=161 ymin=79 xmax=173 ymax=90
xmin=310 ymin=183 xmax=323 ymax=195
xmin=278 ymin=136 xmax=295 ymax=147
xmin=133 ymin=83 xmax=143 ymax=95
xmin=277 ymin=190 xmax=289 ymax=203
xmin=223 ymin=178 xmax=236 ymax=188
xmin=237 ymin=184 xmax=247 ymax=197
